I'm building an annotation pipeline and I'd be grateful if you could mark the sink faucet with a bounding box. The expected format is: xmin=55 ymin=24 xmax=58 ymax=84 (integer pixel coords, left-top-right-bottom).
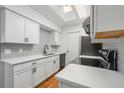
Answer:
xmin=44 ymin=44 xmax=49 ymax=54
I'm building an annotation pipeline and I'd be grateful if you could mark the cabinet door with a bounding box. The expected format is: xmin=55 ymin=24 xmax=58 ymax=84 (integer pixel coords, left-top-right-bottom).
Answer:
xmin=25 ymin=19 xmax=40 ymax=44
xmin=94 ymin=5 xmax=124 ymax=32
xmin=53 ymin=56 xmax=60 ymax=72
xmin=32 ymin=64 xmax=46 ymax=87
xmin=46 ymin=60 xmax=54 ymax=77
xmin=50 ymin=31 xmax=61 ymax=45
xmin=46 ymin=56 xmax=60 ymax=78
xmin=55 ymin=31 xmax=61 ymax=45
xmin=4 ymin=10 xmax=25 ymax=43
xmin=90 ymin=5 xmax=95 ymax=39
xmin=14 ymin=69 xmax=32 ymax=88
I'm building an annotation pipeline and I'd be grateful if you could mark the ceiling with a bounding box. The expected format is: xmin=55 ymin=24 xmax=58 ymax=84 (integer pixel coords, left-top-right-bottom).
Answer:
xmin=29 ymin=5 xmax=90 ymax=27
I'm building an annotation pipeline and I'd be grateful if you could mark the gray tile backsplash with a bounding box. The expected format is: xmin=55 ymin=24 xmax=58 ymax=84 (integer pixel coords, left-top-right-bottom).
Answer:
xmin=0 ymin=28 xmax=51 ymax=59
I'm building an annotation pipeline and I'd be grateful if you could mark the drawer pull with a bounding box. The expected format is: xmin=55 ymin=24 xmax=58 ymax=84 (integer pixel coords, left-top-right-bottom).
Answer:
xmin=32 ymin=62 xmax=37 ymax=65
xmin=54 ymin=60 xmax=56 ymax=64
xmin=32 ymin=68 xmax=36 ymax=73
xmin=24 ymin=38 xmax=27 ymax=42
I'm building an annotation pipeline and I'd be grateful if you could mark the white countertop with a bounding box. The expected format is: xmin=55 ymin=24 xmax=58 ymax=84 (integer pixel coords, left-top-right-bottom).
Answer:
xmin=1 ymin=52 xmax=65 ymax=65
xmin=80 ymin=55 xmax=103 ymax=60
xmin=56 ymin=64 xmax=124 ymax=88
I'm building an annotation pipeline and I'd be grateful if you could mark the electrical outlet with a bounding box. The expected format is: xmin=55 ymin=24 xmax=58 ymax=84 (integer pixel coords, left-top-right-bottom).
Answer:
xmin=5 ymin=49 xmax=11 ymax=54
xmin=19 ymin=48 xmax=23 ymax=53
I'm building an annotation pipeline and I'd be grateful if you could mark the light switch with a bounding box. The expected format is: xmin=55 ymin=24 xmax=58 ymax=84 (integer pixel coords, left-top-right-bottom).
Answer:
xmin=5 ymin=49 xmax=11 ymax=54
xmin=19 ymin=48 xmax=23 ymax=53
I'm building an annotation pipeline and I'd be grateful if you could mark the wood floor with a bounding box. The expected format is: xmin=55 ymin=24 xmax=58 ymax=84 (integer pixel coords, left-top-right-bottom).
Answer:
xmin=37 ymin=68 xmax=63 ymax=88
xmin=37 ymin=75 xmax=59 ymax=88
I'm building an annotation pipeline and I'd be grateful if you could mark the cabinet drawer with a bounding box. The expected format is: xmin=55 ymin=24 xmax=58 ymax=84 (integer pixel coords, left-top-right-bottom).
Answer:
xmin=55 ymin=55 xmax=60 ymax=60
xmin=14 ymin=59 xmax=46 ymax=72
xmin=34 ymin=58 xmax=46 ymax=66
xmin=46 ymin=56 xmax=54 ymax=62
xmin=14 ymin=62 xmax=33 ymax=72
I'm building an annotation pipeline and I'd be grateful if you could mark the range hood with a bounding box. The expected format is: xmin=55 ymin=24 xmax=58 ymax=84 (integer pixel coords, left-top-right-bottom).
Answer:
xmin=82 ymin=17 xmax=90 ymax=35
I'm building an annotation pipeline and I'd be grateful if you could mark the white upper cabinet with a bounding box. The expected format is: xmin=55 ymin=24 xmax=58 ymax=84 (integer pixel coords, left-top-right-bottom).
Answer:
xmin=50 ymin=31 xmax=61 ymax=45
xmin=91 ymin=5 xmax=124 ymax=33
xmin=55 ymin=31 xmax=61 ymax=45
xmin=0 ymin=9 xmax=40 ymax=44
xmin=25 ymin=19 xmax=40 ymax=44
xmin=90 ymin=6 xmax=95 ymax=39
xmin=90 ymin=5 xmax=124 ymax=42
xmin=1 ymin=9 xmax=25 ymax=43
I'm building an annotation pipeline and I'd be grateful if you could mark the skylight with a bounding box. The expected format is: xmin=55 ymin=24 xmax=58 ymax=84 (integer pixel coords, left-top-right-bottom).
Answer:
xmin=63 ymin=5 xmax=72 ymax=13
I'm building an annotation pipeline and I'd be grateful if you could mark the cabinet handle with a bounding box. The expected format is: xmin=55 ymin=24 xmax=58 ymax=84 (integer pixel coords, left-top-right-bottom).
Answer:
xmin=54 ymin=60 xmax=56 ymax=64
xmin=32 ymin=62 xmax=37 ymax=65
xmin=32 ymin=68 xmax=36 ymax=73
xmin=24 ymin=38 xmax=29 ymax=42
xmin=24 ymin=38 xmax=27 ymax=42
xmin=27 ymin=38 xmax=29 ymax=42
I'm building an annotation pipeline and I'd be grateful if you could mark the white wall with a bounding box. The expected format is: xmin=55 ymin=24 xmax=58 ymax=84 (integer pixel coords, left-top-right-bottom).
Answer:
xmin=2 ymin=5 xmax=61 ymax=32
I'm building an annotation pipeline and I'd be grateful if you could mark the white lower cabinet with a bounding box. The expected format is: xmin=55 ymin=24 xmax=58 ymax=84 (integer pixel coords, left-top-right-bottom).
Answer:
xmin=14 ymin=69 xmax=32 ymax=88
xmin=4 ymin=55 xmax=60 ymax=88
xmin=53 ymin=55 xmax=60 ymax=73
xmin=46 ymin=55 xmax=60 ymax=78
xmin=14 ymin=63 xmax=46 ymax=88
xmin=46 ymin=57 xmax=54 ymax=77
xmin=32 ymin=64 xmax=46 ymax=87
xmin=50 ymin=31 xmax=61 ymax=45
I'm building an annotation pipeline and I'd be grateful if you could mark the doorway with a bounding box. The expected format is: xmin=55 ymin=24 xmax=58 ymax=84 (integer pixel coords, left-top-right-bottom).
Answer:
xmin=66 ymin=31 xmax=80 ymax=65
